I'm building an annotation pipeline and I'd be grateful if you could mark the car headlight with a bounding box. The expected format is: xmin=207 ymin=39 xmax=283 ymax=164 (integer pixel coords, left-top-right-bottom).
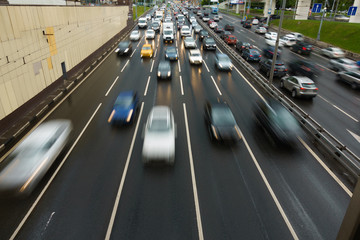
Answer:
xmin=126 ymin=109 xmax=133 ymax=122
xmin=219 ymin=63 xmax=223 ymax=68
xmin=158 ymin=71 xmax=161 ymax=76
xmin=211 ymin=125 xmax=219 ymax=139
xmin=115 ymin=48 xmax=120 ymax=53
xmin=167 ymin=71 xmax=171 ymax=77
xmin=108 ymin=110 xmax=115 ymax=123
xmin=205 ymin=44 xmax=209 ymax=47
xmin=124 ymin=48 xmax=129 ymax=53
xmin=165 ymin=54 xmax=168 ymax=58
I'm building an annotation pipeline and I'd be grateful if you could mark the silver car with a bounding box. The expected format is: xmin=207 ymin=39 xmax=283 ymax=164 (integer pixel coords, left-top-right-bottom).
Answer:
xmin=184 ymin=36 xmax=196 ymax=48
xmin=142 ymin=106 xmax=176 ymax=166
xmin=329 ymin=58 xmax=359 ymax=72
xmin=180 ymin=25 xmax=191 ymax=37
xmin=321 ymin=47 xmax=345 ymax=58
xmin=337 ymin=71 xmax=360 ymax=89
xmin=130 ymin=30 xmax=140 ymax=41
xmin=215 ymin=53 xmax=233 ymax=71
xmin=0 ymin=120 xmax=72 ymax=196
xmin=280 ymin=76 xmax=318 ymax=98
xmin=145 ymin=29 xmax=155 ymax=39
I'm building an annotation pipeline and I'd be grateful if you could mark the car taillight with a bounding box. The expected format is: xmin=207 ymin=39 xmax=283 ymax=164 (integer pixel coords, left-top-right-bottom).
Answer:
xmin=302 ymin=47 xmax=306 ymax=51
xmin=315 ymin=88 xmax=318 ymax=90
xmin=285 ymin=68 xmax=288 ymax=71
xmin=259 ymin=55 xmax=261 ymax=57
xmin=303 ymin=66 xmax=311 ymax=72
xmin=300 ymin=87 xmax=306 ymax=90
xmin=250 ymin=55 xmax=253 ymax=57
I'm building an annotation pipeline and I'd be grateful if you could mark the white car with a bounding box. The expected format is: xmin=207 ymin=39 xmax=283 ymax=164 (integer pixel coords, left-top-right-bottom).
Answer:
xmin=209 ymin=22 xmax=218 ymax=29
xmin=145 ymin=29 xmax=155 ymax=39
xmin=265 ymin=38 xmax=284 ymax=47
xmin=286 ymin=32 xmax=304 ymax=41
xmin=279 ymin=36 xmax=296 ymax=46
xmin=138 ymin=17 xmax=147 ymax=29
xmin=180 ymin=26 xmax=191 ymax=37
xmin=0 ymin=120 xmax=72 ymax=196
xmin=146 ymin=14 xmax=151 ymax=21
xmin=189 ymin=49 xmax=203 ymax=64
xmin=184 ymin=36 xmax=196 ymax=48
xmin=321 ymin=47 xmax=345 ymax=58
xmin=142 ymin=106 xmax=176 ymax=166
xmin=192 ymin=21 xmax=198 ymax=27
xmin=329 ymin=58 xmax=359 ymax=72
xmin=255 ymin=27 xmax=267 ymax=34
xmin=190 ymin=17 xmax=196 ymax=23
xmin=218 ymin=14 xmax=223 ymax=19
xmin=265 ymin=32 xmax=277 ymax=40
xmin=202 ymin=16 xmax=210 ymax=22
xmin=252 ymin=18 xmax=259 ymax=25
xmin=129 ymin=30 xmax=140 ymax=41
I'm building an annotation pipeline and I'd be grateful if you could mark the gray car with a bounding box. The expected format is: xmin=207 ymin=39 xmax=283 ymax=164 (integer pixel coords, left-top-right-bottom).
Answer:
xmin=184 ymin=36 xmax=196 ymax=48
xmin=215 ymin=53 xmax=233 ymax=71
xmin=329 ymin=58 xmax=359 ymax=72
xmin=280 ymin=76 xmax=318 ymax=98
xmin=337 ymin=71 xmax=360 ymax=89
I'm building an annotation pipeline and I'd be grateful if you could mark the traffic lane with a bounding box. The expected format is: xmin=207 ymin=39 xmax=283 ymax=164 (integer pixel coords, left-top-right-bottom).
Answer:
xmin=109 ymin=97 xmax=198 ymax=240
xmin=10 ymin=39 xmax=155 ymax=239
xmin=217 ymin=66 xmax=351 ymax=239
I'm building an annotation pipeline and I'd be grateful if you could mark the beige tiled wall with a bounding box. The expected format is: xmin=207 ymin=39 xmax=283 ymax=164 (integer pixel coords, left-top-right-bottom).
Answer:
xmin=0 ymin=5 xmax=129 ymax=120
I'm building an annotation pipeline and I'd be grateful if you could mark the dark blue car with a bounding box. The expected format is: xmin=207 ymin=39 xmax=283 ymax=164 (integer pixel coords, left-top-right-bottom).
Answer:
xmin=108 ymin=91 xmax=139 ymax=125
xmin=242 ymin=49 xmax=261 ymax=62
xmin=165 ymin=47 xmax=178 ymax=61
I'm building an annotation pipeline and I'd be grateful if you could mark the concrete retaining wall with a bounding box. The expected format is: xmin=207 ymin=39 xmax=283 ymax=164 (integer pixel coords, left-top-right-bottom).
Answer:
xmin=0 ymin=5 xmax=129 ymax=120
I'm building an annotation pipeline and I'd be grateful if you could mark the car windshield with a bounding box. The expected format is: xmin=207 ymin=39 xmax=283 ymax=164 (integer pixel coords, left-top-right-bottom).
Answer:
xmin=271 ymin=107 xmax=299 ymax=132
xmin=192 ymin=52 xmax=200 ymax=57
xmin=212 ymin=106 xmax=236 ymax=126
xmin=301 ymin=83 xmax=316 ymax=88
xmin=185 ymin=38 xmax=194 ymax=42
xmin=139 ymin=19 xmax=146 ymax=23
xmin=115 ymin=95 xmax=133 ymax=108
xmin=149 ymin=119 xmax=170 ymax=131
xmin=143 ymin=46 xmax=151 ymax=50
xmin=218 ymin=55 xmax=230 ymax=62
xmin=158 ymin=62 xmax=170 ymax=71
xmin=167 ymin=48 xmax=176 ymax=53
xmin=146 ymin=30 xmax=154 ymax=34
xmin=164 ymin=30 xmax=172 ymax=34
xmin=118 ymin=42 xmax=129 ymax=48
xmin=250 ymin=50 xmax=259 ymax=54
xmin=206 ymin=39 xmax=215 ymax=44
xmin=131 ymin=31 xmax=139 ymax=35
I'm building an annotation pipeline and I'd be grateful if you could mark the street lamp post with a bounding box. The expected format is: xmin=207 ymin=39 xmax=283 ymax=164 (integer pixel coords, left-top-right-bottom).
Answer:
xmin=316 ymin=0 xmax=328 ymax=41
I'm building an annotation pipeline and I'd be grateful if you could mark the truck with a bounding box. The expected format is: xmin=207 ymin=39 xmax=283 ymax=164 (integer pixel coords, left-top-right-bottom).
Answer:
xmin=155 ymin=10 xmax=163 ymax=21
xmin=162 ymin=22 xmax=174 ymax=43
xmin=138 ymin=17 xmax=147 ymax=28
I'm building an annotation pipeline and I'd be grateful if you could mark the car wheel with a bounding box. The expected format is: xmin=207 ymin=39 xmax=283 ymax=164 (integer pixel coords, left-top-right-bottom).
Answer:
xmin=246 ymin=57 xmax=249 ymax=61
xmin=291 ymin=89 xmax=297 ymax=98
xmin=290 ymin=46 xmax=293 ymax=51
xmin=298 ymin=50 xmax=301 ymax=54
xmin=280 ymin=80 xmax=284 ymax=88
xmin=351 ymin=82 xmax=358 ymax=89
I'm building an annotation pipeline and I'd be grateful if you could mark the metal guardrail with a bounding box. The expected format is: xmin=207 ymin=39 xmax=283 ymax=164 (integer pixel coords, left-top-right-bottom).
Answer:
xmin=197 ymin=18 xmax=360 ymax=184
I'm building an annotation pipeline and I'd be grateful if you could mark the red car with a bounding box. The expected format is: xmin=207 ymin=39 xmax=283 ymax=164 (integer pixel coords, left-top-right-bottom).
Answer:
xmin=224 ymin=35 xmax=237 ymax=45
xmin=207 ymin=19 xmax=214 ymax=26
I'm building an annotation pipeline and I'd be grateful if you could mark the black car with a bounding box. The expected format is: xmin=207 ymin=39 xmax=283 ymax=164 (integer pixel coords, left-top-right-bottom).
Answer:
xmin=224 ymin=24 xmax=234 ymax=31
xmin=270 ymin=14 xmax=280 ymax=20
xmin=243 ymin=21 xmax=252 ymax=28
xmin=199 ymin=30 xmax=209 ymax=41
xmin=220 ymin=30 xmax=232 ymax=40
xmin=235 ymin=41 xmax=252 ymax=54
xmin=151 ymin=22 xmax=160 ymax=33
xmin=115 ymin=41 xmax=132 ymax=56
xmin=177 ymin=21 xmax=184 ymax=30
xmin=157 ymin=60 xmax=172 ymax=80
xmin=253 ymin=98 xmax=301 ymax=146
xmin=165 ymin=46 xmax=178 ymax=61
xmin=204 ymin=100 xmax=242 ymax=143
xmin=258 ymin=22 xmax=269 ymax=29
xmin=203 ymin=37 xmax=216 ymax=50
xmin=290 ymin=41 xmax=313 ymax=55
xmin=262 ymin=46 xmax=281 ymax=58
xmin=288 ymin=59 xmax=320 ymax=79
xmin=214 ymin=26 xmax=224 ymax=33
xmin=259 ymin=59 xmax=288 ymax=78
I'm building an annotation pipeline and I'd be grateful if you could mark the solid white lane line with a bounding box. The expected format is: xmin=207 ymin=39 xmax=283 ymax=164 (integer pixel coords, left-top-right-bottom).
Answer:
xmin=176 ymin=40 xmax=178 ymax=47
xmin=347 ymin=129 xmax=360 ymax=143
xmin=150 ymin=59 xmax=155 ymax=73
xmin=183 ymin=103 xmax=204 ymax=240
xmin=239 ymin=129 xmax=299 ymax=240
xmin=318 ymin=95 xmax=358 ymax=122
xmin=130 ymin=49 xmax=136 ymax=58
xmin=211 ymin=76 xmax=222 ymax=95
xmin=217 ymin=48 xmax=223 ymax=54
xmin=298 ymin=136 xmax=352 ymax=197
xmin=154 ymin=49 xmax=158 ymax=58
xmin=203 ymin=60 xmax=210 ymax=72
xmin=10 ymin=103 xmax=103 ymax=240
xmin=105 ymin=76 xmax=119 ymax=96
xmin=178 ymin=59 xmax=182 ymax=72
xmin=121 ymin=59 xmax=130 ymax=72
xmin=144 ymin=76 xmax=151 ymax=96
xmin=180 ymin=76 xmax=184 ymax=95
xmin=105 ymin=102 xmax=144 ymax=240
xmin=233 ymin=66 xmax=266 ymax=103
xmin=137 ymin=37 xmax=144 ymax=47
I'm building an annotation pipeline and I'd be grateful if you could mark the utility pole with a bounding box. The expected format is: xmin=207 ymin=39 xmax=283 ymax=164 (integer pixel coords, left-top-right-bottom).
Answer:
xmin=268 ymin=0 xmax=286 ymax=86
xmin=266 ymin=0 xmax=273 ymax=25
xmin=316 ymin=0 xmax=328 ymax=41
xmin=135 ymin=0 xmax=138 ymax=19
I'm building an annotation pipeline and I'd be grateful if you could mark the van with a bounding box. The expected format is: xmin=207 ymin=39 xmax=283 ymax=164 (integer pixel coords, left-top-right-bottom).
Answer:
xmin=163 ymin=23 xmax=174 ymax=43
xmin=138 ymin=18 xmax=147 ymax=28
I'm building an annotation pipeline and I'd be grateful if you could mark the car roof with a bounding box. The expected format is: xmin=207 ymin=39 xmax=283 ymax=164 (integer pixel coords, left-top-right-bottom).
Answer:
xmin=190 ymin=49 xmax=201 ymax=54
xmin=294 ymin=76 xmax=314 ymax=83
xmin=143 ymin=44 xmax=152 ymax=47
xmin=149 ymin=106 xmax=171 ymax=121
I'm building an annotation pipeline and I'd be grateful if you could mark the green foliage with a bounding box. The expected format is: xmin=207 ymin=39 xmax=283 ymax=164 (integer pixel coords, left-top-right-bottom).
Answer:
xmin=133 ymin=6 xmax=151 ymax=20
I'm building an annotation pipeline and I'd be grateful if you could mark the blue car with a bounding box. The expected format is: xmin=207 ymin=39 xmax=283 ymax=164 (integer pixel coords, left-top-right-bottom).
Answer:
xmin=108 ymin=91 xmax=139 ymax=125
xmin=242 ymin=49 xmax=261 ymax=62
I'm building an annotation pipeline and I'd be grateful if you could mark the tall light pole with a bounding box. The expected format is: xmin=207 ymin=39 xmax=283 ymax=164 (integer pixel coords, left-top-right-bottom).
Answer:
xmin=316 ymin=0 xmax=328 ymax=41
xmin=266 ymin=0 xmax=273 ymax=25
xmin=135 ymin=0 xmax=138 ymax=19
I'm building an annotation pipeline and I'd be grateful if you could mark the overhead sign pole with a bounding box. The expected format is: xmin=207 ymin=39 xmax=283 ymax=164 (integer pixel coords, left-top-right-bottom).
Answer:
xmin=316 ymin=1 xmax=327 ymax=41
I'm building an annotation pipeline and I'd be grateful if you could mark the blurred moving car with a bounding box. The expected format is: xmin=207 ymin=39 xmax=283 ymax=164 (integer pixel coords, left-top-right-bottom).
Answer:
xmin=142 ymin=106 xmax=176 ymax=166
xmin=280 ymin=76 xmax=318 ymax=98
xmin=202 ymin=16 xmax=210 ymax=22
xmin=180 ymin=25 xmax=191 ymax=37
xmin=290 ymin=41 xmax=313 ymax=55
xmin=130 ymin=30 xmax=140 ymax=41
xmin=242 ymin=49 xmax=261 ymax=62
xmin=321 ymin=47 xmax=345 ymax=58
xmin=145 ymin=29 xmax=155 ymax=39
xmin=204 ymin=99 xmax=242 ymax=143
xmin=220 ymin=30 xmax=232 ymax=40
xmin=265 ymin=38 xmax=284 ymax=47
xmin=262 ymin=46 xmax=281 ymax=58
xmin=253 ymin=99 xmax=301 ymax=146
xmin=224 ymin=24 xmax=234 ymax=31
xmin=334 ymin=15 xmax=350 ymax=21
xmin=184 ymin=36 xmax=196 ymax=48
xmin=115 ymin=41 xmax=132 ymax=56
xmin=265 ymin=32 xmax=277 ymax=40
xmin=255 ymin=26 xmax=267 ymax=34
xmin=337 ymin=71 xmax=360 ymax=89
xmin=157 ymin=60 xmax=172 ymax=79
xmin=288 ymin=59 xmax=321 ymax=79
xmin=236 ymin=41 xmax=253 ymax=54
xmin=224 ymin=35 xmax=237 ymax=45
xmin=203 ymin=37 xmax=217 ymax=50
xmin=194 ymin=25 xmax=203 ymax=33
xmin=209 ymin=21 xmax=218 ymax=29
xmin=242 ymin=21 xmax=252 ymax=28
xmin=259 ymin=59 xmax=287 ymax=78
xmin=189 ymin=49 xmax=203 ymax=64
xmin=213 ymin=15 xmax=220 ymax=21
xmin=252 ymin=18 xmax=259 ymax=25
xmin=330 ymin=58 xmax=359 ymax=72
xmin=279 ymin=36 xmax=296 ymax=46
xmin=286 ymin=32 xmax=304 ymax=41
xmin=215 ymin=25 xmax=224 ymax=33
xmin=165 ymin=46 xmax=178 ymax=60
xmin=151 ymin=22 xmax=160 ymax=33
xmin=108 ymin=91 xmax=139 ymax=125
xmin=215 ymin=53 xmax=233 ymax=71
xmin=140 ymin=44 xmax=153 ymax=58
xmin=199 ymin=30 xmax=209 ymax=41
xmin=0 ymin=120 xmax=72 ymax=196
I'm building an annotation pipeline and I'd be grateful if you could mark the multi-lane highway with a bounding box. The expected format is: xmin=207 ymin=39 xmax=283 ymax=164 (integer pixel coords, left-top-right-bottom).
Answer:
xmin=0 ymin=7 xmax=356 ymax=240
